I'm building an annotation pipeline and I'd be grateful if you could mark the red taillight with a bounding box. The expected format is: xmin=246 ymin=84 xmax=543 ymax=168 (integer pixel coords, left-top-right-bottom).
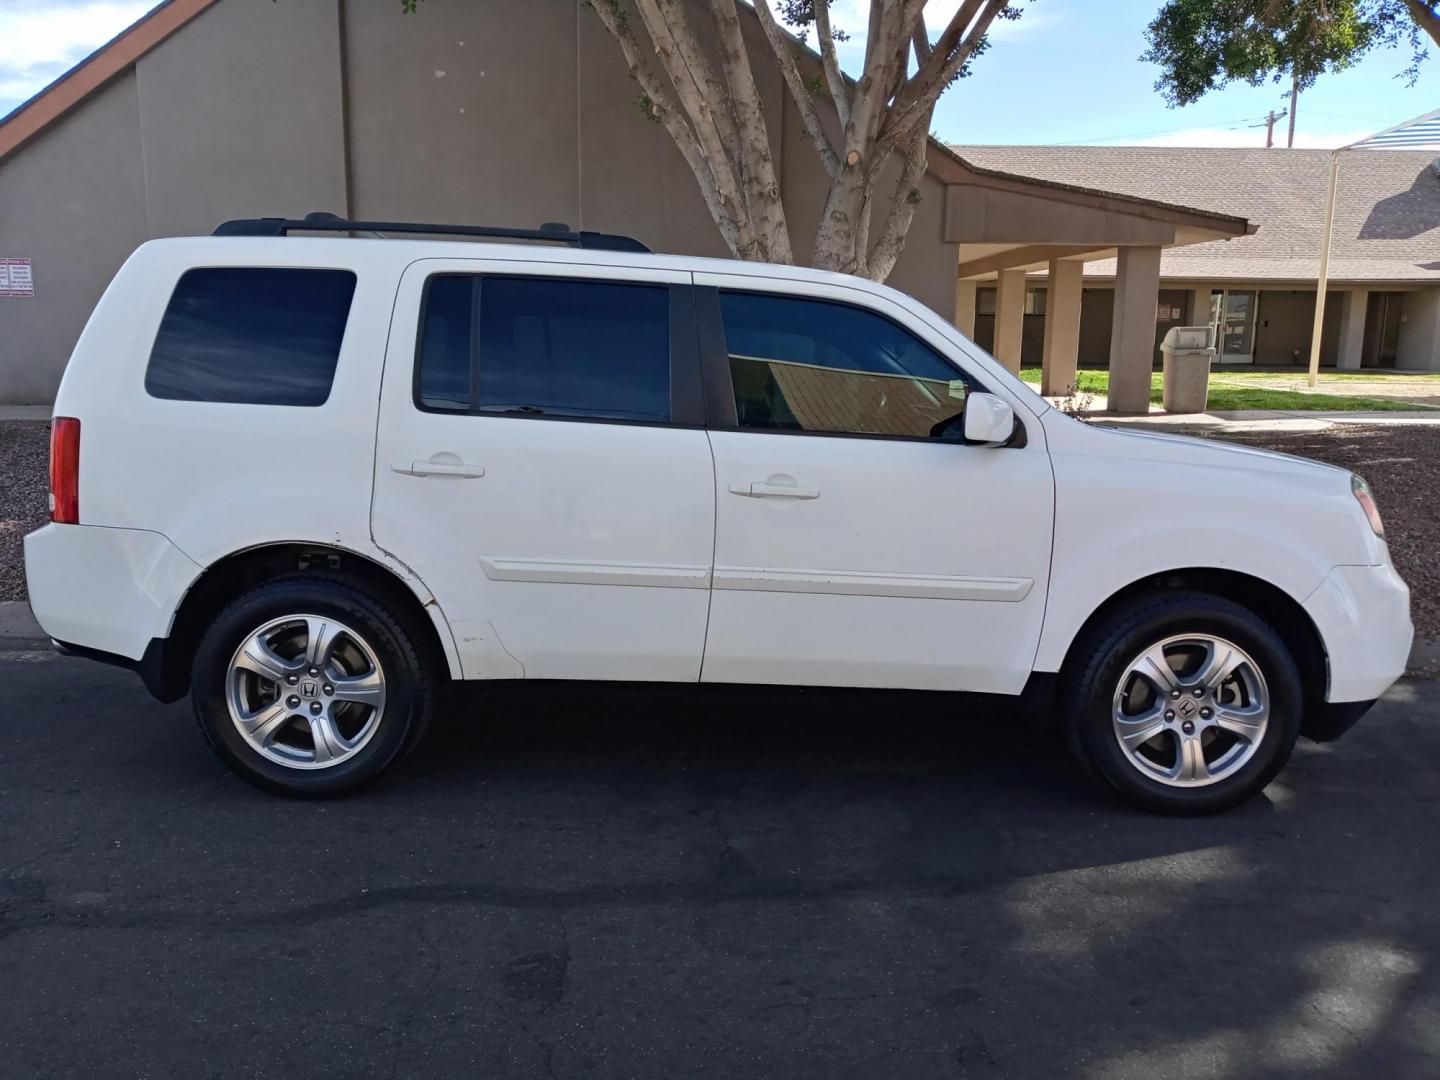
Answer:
xmin=49 ymin=417 xmax=80 ymax=524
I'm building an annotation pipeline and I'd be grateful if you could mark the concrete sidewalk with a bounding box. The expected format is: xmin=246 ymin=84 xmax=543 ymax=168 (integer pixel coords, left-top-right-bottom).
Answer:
xmin=1092 ymin=408 xmax=1440 ymax=433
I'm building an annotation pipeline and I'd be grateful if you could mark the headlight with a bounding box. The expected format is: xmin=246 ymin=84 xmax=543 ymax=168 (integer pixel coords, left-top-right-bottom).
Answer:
xmin=1351 ymin=474 xmax=1384 ymax=536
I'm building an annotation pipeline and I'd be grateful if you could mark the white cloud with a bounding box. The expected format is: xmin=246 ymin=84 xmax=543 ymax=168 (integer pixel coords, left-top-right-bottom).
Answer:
xmin=0 ymin=1 xmax=154 ymax=109
xmin=1126 ymin=125 xmax=1377 ymax=149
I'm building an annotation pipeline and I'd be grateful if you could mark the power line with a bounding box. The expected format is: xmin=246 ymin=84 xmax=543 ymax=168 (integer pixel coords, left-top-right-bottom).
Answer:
xmin=1054 ymin=115 xmax=1273 ymax=145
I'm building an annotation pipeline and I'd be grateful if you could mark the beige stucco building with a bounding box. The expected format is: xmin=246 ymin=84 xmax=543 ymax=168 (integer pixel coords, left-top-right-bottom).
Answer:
xmin=954 ymin=145 xmax=1440 ymax=381
xmin=0 ymin=0 xmax=1258 ymax=410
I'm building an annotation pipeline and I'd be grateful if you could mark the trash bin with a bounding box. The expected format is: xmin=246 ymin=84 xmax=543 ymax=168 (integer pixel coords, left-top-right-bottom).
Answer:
xmin=1160 ymin=325 xmax=1216 ymax=414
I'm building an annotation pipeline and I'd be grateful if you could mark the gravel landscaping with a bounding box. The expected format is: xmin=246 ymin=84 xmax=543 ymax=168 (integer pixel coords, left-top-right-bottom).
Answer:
xmin=1 ymin=417 xmax=1435 ymax=640
xmin=0 ymin=420 xmax=48 ymax=602
xmin=1188 ymin=423 xmax=1440 ymax=641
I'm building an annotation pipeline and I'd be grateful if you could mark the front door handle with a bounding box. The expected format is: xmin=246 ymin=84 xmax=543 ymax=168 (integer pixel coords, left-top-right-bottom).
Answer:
xmin=728 ymin=479 xmax=820 ymax=500
xmin=392 ymin=460 xmax=486 ymax=479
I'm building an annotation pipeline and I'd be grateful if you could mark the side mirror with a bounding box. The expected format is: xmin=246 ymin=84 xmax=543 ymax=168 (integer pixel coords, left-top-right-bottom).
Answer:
xmin=963 ymin=392 xmax=1015 ymax=445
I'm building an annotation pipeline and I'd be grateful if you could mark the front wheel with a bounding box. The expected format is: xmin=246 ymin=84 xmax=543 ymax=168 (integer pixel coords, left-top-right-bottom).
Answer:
xmin=1063 ymin=591 xmax=1303 ymax=814
xmin=191 ymin=576 xmax=435 ymax=796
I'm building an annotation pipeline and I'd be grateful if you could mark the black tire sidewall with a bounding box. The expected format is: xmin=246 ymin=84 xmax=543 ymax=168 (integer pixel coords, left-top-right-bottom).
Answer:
xmin=1072 ymin=594 xmax=1303 ymax=814
xmin=192 ymin=578 xmax=426 ymax=796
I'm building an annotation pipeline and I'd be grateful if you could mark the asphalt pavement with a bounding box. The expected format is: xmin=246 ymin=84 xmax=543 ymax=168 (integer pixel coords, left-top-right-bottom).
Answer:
xmin=2 ymin=644 xmax=1438 ymax=1079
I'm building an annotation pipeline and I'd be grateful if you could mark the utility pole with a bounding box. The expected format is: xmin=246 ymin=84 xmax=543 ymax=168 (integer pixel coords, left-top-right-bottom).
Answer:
xmin=1288 ymin=74 xmax=1299 ymax=148
xmin=1259 ymin=108 xmax=1289 ymax=147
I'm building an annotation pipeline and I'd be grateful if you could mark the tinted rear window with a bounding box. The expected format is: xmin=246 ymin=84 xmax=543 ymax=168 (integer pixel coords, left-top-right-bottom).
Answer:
xmin=145 ymin=267 xmax=357 ymax=405
xmin=414 ymin=275 xmax=671 ymax=422
xmin=416 ymin=275 xmax=474 ymax=412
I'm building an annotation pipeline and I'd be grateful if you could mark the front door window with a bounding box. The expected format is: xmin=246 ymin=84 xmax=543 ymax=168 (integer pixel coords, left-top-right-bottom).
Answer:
xmin=1210 ymin=290 xmax=1258 ymax=364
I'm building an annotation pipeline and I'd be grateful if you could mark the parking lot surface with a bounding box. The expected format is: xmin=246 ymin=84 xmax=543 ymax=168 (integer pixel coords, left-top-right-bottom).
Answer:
xmin=2 ymin=648 xmax=1438 ymax=1079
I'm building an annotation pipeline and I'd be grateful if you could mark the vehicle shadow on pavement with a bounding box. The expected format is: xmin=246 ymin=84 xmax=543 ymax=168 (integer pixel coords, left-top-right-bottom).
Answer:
xmin=2 ymin=660 xmax=1436 ymax=1079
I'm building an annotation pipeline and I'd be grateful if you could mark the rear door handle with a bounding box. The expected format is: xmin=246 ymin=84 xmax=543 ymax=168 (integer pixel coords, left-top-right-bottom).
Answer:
xmin=728 ymin=480 xmax=820 ymax=500
xmin=392 ymin=460 xmax=486 ymax=479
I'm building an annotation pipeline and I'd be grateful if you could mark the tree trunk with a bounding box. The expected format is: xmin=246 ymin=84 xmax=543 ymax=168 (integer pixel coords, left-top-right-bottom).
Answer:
xmin=811 ymin=163 xmax=871 ymax=273
xmin=1404 ymin=0 xmax=1440 ymax=49
xmin=587 ymin=0 xmax=1015 ymax=283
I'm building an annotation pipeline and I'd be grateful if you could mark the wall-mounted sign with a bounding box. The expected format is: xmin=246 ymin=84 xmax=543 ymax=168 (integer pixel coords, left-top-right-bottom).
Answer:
xmin=1 ymin=259 xmax=33 ymax=297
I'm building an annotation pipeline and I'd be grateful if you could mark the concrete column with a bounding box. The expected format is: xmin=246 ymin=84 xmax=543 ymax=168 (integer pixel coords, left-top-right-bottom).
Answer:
xmin=993 ymin=268 xmax=1027 ymax=374
xmin=1188 ymin=286 xmax=1214 ymax=327
xmin=1041 ymin=258 xmax=1083 ymax=396
xmin=954 ymin=278 xmax=978 ymax=338
xmin=1396 ymin=289 xmax=1440 ymax=370
xmin=1336 ymin=288 xmax=1368 ymax=369
xmin=1108 ymin=246 xmax=1163 ymax=414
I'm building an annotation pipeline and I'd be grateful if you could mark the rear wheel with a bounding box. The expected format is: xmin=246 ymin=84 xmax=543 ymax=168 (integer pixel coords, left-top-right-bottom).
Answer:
xmin=1063 ymin=592 xmax=1302 ymax=814
xmin=192 ymin=577 xmax=434 ymax=796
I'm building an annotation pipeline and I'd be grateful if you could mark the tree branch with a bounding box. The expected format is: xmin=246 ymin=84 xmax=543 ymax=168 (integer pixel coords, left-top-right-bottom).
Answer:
xmin=912 ymin=9 xmax=933 ymax=64
xmin=710 ymin=0 xmax=793 ymax=262
xmin=813 ymin=0 xmax=851 ymax=135
xmin=751 ymin=0 xmax=841 ymax=178
xmin=867 ymin=116 xmax=932 ymax=281
xmin=630 ymin=0 xmax=761 ymax=256
xmin=881 ymin=0 xmax=1007 ymax=151
xmin=588 ymin=0 xmax=753 ymax=257
xmin=845 ymin=1 xmax=912 ymax=159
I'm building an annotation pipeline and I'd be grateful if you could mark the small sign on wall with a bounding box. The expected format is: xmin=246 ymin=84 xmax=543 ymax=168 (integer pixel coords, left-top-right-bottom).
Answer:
xmin=1 ymin=258 xmax=33 ymax=297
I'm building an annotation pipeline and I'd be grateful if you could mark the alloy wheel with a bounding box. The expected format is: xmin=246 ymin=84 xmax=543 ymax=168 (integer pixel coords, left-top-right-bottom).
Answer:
xmin=1110 ymin=633 xmax=1270 ymax=788
xmin=225 ymin=614 xmax=387 ymax=770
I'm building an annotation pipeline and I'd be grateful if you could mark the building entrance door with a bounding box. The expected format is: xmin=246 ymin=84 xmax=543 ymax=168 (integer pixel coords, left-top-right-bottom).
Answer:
xmin=1209 ymin=289 xmax=1258 ymax=364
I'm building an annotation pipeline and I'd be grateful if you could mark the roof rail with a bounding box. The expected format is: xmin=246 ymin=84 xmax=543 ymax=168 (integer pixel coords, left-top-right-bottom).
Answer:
xmin=211 ymin=211 xmax=651 ymax=252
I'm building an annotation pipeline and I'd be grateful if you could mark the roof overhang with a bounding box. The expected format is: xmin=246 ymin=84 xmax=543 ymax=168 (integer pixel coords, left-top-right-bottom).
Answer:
xmin=927 ymin=142 xmax=1254 ymax=280
xmin=0 ymin=0 xmax=221 ymax=164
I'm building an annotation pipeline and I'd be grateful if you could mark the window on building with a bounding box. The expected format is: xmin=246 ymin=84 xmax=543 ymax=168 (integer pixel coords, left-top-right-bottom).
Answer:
xmin=415 ymin=276 xmax=671 ymax=422
xmin=718 ymin=291 xmax=968 ymax=439
xmin=146 ymin=268 xmax=357 ymax=406
xmin=975 ymin=286 xmax=1046 ymax=316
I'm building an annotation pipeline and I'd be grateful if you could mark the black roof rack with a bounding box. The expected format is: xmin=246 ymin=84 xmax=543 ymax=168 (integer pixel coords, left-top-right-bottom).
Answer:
xmin=211 ymin=211 xmax=651 ymax=252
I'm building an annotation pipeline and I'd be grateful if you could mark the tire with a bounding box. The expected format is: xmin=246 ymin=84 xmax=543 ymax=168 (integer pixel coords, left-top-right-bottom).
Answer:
xmin=1062 ymin=590 xmax=1302 ymax=815
xmin=191 ymin=575 xmax=435 ymax=796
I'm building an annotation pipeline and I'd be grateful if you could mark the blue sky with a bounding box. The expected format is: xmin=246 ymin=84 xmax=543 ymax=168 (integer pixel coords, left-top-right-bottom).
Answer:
xmin=0 ymin=0 xmax=1434 ymax=145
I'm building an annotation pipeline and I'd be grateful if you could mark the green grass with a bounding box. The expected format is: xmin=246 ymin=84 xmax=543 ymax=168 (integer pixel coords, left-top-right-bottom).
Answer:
xmin=1201 ymin=369 xmax=1440 ymax=384
xmin=1017 ymin=368 xmax=1425 ymax=412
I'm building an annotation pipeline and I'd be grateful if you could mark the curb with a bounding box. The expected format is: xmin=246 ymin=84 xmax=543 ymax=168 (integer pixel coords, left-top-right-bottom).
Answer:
xmin=0 ymin=406 xmax=51 ymax=422
xmin=1407 ymin=637 xmax=1440 ymax=681
xmin=0 ymin=600 xmax=42 ymax=640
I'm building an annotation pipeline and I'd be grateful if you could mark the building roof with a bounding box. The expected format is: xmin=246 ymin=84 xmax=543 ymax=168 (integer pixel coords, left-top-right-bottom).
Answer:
xmin=953 ymin=144 xmax=1440 ymax=285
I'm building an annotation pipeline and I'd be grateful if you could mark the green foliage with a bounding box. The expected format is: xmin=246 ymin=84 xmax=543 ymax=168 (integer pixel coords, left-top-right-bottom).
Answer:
xmin=773 ymin=1 xmax=849 ymax=43
xmin=1142 ymin=0 xmax=1429 ymax=105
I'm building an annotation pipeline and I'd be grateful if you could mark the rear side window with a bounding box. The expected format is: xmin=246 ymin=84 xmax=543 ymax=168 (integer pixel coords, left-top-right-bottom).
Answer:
xmin=415 ymin=275 xmax=671 ymax=422
xmin=145 ymin=267 xmax=357 ymax=406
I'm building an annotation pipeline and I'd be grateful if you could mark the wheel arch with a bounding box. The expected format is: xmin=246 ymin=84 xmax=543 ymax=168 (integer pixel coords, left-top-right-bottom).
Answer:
xmin=1039 ymin=567 xmax=1328 ymax=726
xmin=151 ymin=542 xmax=462 ymax=701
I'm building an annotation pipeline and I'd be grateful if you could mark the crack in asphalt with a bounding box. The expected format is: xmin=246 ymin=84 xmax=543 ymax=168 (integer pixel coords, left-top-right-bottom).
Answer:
xmin=0 ymin=870 xmax=1018 ymax=944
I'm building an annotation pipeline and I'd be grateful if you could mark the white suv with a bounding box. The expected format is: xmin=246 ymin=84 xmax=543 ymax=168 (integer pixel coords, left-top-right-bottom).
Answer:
xmin=24 ymin=216 xmax=1412 ymax=812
